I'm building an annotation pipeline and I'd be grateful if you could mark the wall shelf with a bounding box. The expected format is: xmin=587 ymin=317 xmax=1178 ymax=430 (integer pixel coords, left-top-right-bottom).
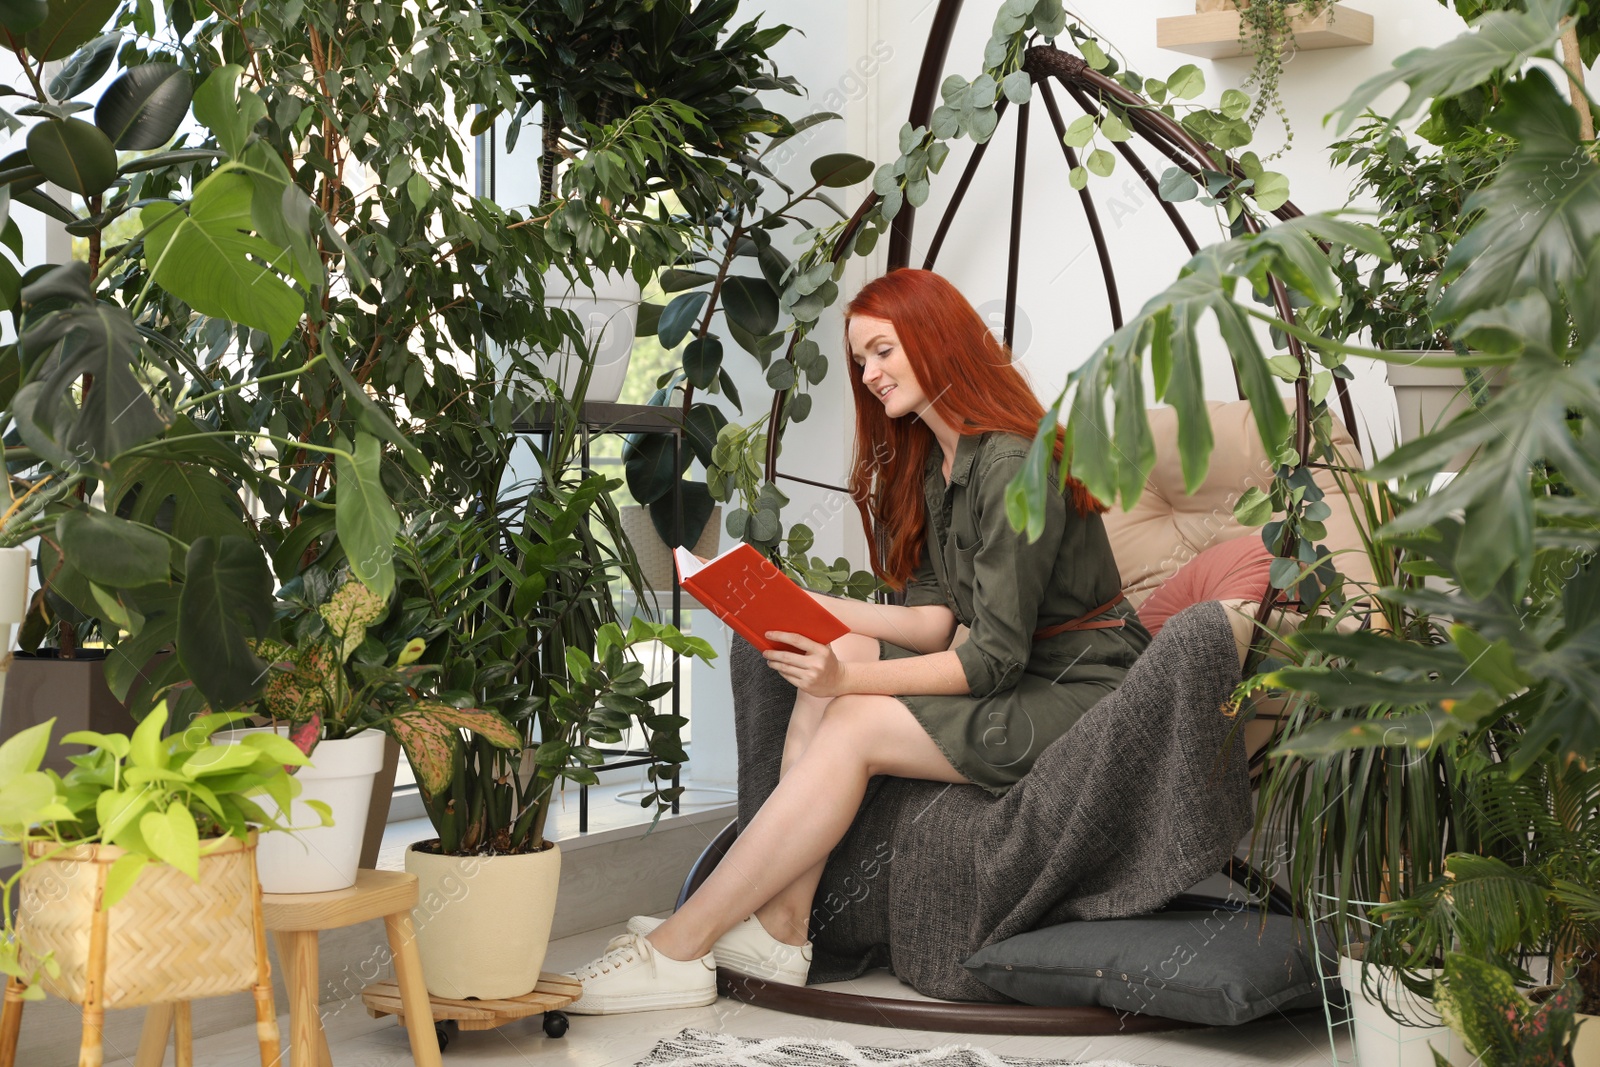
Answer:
xmin=1157 ymin=4 xmax=1373 ymax=60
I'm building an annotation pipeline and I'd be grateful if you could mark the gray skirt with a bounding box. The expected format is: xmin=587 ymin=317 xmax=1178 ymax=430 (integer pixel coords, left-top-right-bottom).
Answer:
xmin=878 ymin=638 xmax=1135 ymax=795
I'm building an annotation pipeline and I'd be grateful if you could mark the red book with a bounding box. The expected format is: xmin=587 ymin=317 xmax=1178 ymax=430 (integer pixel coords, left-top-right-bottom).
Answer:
xmin=674 ymin=543 xmax=849 ymax=654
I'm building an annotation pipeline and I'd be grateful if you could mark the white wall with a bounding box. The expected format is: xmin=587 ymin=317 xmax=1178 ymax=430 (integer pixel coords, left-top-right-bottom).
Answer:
xmin=756 ymin=0 xmax=1510 ymax=568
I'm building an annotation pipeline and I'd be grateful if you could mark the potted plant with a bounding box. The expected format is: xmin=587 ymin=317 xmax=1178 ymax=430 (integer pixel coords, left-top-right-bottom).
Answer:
xmin=1309 ymin=115 xmax=1511 ymax=466
xmin=0 ymin=704 xmax=309 ymax=1049
xmin=389 ymin=379 xmax=715 ymax=1000
xmin=217 ymin=572 xmax=524 ymax=894
xmin=1433 ymin=955 xmax=1582 ymax=1067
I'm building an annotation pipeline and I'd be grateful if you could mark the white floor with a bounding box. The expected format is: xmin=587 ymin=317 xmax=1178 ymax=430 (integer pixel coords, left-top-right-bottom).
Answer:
xmin=107 ymin=916 xmax=1349 ymax=1067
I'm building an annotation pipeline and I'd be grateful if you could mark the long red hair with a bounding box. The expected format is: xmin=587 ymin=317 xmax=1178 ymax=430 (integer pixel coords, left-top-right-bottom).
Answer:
xmin=844 ymin=268 xmax=1104 ymax=590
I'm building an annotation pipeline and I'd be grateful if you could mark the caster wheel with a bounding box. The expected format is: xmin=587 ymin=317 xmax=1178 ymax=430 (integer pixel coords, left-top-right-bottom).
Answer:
xmin=435 ymin=1020 xmax=457 ymax=1051
xmin=543 ymin=1011 xmax=569 ymax=1038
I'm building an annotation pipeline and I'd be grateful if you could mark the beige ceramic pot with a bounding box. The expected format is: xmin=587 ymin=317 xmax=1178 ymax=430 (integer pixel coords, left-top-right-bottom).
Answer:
xmin=405 ymin=840 xmax=562 ymax=999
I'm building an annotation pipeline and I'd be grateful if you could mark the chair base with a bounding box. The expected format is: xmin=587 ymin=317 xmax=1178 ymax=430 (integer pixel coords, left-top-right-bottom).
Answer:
xmin=679 ymin=820 xmax=1295 ymax=1036
xmin=717 ymin=969 xmax=1202 ymax=1035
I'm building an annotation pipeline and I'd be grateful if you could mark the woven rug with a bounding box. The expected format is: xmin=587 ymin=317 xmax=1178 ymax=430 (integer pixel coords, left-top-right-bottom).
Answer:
xmin=634 ymin=1028 xmax=1153 ymax=1067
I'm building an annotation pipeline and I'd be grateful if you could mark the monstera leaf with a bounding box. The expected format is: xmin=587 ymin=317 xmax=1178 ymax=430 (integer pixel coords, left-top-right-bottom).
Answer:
xmin=176 ymin=536 xmax=273 ymax=711
xmin=14 ymin=264 xmax=172 ymax=468
xmin=141 ymin=170 xmax=305 ymax=351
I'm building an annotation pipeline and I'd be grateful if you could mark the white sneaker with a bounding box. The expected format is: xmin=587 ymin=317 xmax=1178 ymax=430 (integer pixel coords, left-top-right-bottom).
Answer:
xmin=564 ymin=932 xmax=717 ymax=1014
xmin=628 ymin=914 xmax=812 ymax=986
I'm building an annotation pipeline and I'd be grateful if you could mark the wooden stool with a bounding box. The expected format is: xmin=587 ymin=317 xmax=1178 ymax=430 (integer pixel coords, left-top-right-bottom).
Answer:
xmin=138 ymin=869 xmax=440 ymax=1067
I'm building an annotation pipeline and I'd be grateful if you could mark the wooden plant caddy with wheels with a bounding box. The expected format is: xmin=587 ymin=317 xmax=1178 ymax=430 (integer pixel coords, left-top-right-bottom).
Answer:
xmin=361 ymin=972 xmax=579 ymax=1051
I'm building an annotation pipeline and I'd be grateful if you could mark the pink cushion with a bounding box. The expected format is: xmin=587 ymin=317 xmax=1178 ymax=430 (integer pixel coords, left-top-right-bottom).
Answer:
xmin=1137 ymin=533 xmax=1274 ymax=637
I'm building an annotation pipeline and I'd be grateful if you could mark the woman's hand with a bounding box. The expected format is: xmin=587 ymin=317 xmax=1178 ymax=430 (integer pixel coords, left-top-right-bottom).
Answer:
xmin=762 ymin=632 xmax=851 ymax=698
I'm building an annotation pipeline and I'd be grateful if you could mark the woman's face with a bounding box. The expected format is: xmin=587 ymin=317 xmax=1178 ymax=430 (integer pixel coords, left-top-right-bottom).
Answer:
xmin=848 ymin=314 xmax=929 ymax=419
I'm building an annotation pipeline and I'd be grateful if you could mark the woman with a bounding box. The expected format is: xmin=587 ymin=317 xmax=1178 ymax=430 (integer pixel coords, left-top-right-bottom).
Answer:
xmin=566 ymin=268 xmax=1150 ymax=1013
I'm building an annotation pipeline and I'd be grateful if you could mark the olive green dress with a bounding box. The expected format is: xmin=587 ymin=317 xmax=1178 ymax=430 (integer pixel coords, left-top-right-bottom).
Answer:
xmin=882 ymin=431 xmax=1151 ymax=795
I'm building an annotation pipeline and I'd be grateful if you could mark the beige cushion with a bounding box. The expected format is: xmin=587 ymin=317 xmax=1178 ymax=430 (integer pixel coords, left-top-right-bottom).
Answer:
xmin=1102 ymin=400 xmax=1372 ymax=608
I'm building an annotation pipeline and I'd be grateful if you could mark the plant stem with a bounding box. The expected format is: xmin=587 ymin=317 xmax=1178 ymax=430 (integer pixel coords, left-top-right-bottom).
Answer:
xmin=1559 ymin=17 xmax=1594 ymax=143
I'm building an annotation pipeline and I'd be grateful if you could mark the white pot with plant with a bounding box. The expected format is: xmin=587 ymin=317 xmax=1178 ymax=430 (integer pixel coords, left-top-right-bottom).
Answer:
xmin=536 ymin=266 xmax=641 ymax=405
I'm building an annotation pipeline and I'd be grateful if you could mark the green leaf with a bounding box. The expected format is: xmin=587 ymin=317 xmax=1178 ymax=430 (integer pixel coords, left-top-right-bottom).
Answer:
xmin=24 ymin=0 xmax=119 ymax=61
xmin=1085 ymin=149 xmax=1115 ymax=178
xmin=190 ymin=64 xmax=264 ymax=162
xmin=141 ymin=171 xmax=304 ymax=351
xmin=94 ymin=62 xmax=191 ymax=150
xmin=657 ymin=290 xmax=707 ymax=349
xmin=1062 ymin=114 xmax=1096 ymax=149
xmin=177 ymin=535 xmax=272 ymax=711
xmin=15 ymin=273 xmax=171 ymax=465
xmin=683 ymin=334 xmax=723 ymax=390
xmin=809 ymin=152 xmax=873 ymax=188
xmin=1158 ymin=166 xmax=1198 ymax=202
xmin=1251 ymin=171 xmax=1290 ymax=212
xmin=1079 ymin=39 xmax=1109 ymax=71
xmin=1001 ymin=70 xmax=1032 ymax=105
xmin=56 ymin=508 xmax=169 ymax=588
xmin=239 ymin=732 xmax=312 ymax=767
xmin=0 ymin=0 xmax=48 ymax=33
xmin=48 ymin=30 xmax=119 ymax=100
xmin=335 ymin=432 xmax=400 ymax=601
xmin=26 ymin=116 xmax=116 ymax=196
xmin=720 ymin=275 xmax=778 ymax=336
xmin=659 ymin=269 xmax=715 ymax=293
xmin=101 ymin=853 xmax=147 ymax=909
xmin=0 ymin=719 xmax=54 ymax=782
xmin=96 ymin=786 xmax=150 ymax=843
xmin=1068 ymin=166 xmax=1088 ymax=191
xmin=1219 ymin=88 xmax=1250 ymax=119
xmin=1329 ymin=0 xmax=1565 ymax=133
xmin=1437 ymin=74 xmax=1600 ymax=326
xmin=1166 ymin=64 xmax=1205 ymax=100
xmin=139 ymin=805 xmax=199 ymax=881
xmin=324 ymin=356 xmax=429 ymax=476
xmin=1099 ymin=112 xmax=1132 ymax=142
xmin=1233 ymin=487 xmax=1273 ymax=526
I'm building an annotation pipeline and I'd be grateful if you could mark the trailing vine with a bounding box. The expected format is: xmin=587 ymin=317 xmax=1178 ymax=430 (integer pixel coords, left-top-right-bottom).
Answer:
xmin=1237 ymin=0 xmax=1338 ymax=156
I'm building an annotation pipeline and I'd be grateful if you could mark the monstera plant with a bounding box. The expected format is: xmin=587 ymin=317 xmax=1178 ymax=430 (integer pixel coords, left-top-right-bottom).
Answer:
xmin=0 ymin=13 xmax=408 ymax=725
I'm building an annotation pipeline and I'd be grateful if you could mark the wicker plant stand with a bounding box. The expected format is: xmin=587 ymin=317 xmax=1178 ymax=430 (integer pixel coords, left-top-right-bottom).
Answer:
xmin=360 ymin=972 xmax=579 ymax=1051
xmin=0 ymin=834 xmax=280 ymax=1067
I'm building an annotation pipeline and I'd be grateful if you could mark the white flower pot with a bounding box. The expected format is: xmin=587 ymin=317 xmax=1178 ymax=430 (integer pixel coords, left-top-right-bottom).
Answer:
xmin=405 ymin=841 xmax=561 ymax=999
xmin=534 ymin=267 xmax=640 ymax=404
xmin=1576 ymin=1012 xmax=1600 ymax=1066
xmin=1339 ymin=950 xmax=1471 ymax=1067
xmin=1386 ymin=359 xmax=1507 ymax=471
xmin=221 ymin=727 xmax=386 ymax=894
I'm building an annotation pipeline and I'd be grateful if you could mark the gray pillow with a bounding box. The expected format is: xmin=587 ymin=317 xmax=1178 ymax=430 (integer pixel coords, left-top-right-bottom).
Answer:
xmin=962 ymin=910 xmax=1328 ymax=1026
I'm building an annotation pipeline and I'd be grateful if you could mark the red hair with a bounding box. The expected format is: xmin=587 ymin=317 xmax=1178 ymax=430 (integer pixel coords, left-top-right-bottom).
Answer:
xmin=844 ymin=269 xmax=1105 ymax=590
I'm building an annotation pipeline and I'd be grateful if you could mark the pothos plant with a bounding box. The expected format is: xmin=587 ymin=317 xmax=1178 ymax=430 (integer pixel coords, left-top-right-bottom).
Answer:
xmin=0 ymin=707 xmax=320 ymax=998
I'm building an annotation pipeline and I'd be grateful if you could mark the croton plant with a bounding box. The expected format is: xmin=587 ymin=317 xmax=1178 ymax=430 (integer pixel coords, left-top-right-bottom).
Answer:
xmin=245 ymin=578 xmax=522 ymax=795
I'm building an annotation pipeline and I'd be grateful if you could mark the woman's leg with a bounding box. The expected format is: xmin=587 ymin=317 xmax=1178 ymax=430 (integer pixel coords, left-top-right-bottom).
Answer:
xmin=755 ymin=633 xmax=883 ymax=944
xmin=646 ymin=692 xmax=967 ymax=962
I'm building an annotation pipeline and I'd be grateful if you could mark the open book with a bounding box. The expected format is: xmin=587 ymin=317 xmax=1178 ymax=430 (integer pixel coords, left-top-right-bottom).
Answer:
xmin=674 ymin=543 xmax=849 ymax=654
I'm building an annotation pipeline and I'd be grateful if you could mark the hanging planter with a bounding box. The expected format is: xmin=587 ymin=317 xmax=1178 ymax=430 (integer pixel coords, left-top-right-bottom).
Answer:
xmin=1158 ymin=1 xmax=1373 ymax=60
